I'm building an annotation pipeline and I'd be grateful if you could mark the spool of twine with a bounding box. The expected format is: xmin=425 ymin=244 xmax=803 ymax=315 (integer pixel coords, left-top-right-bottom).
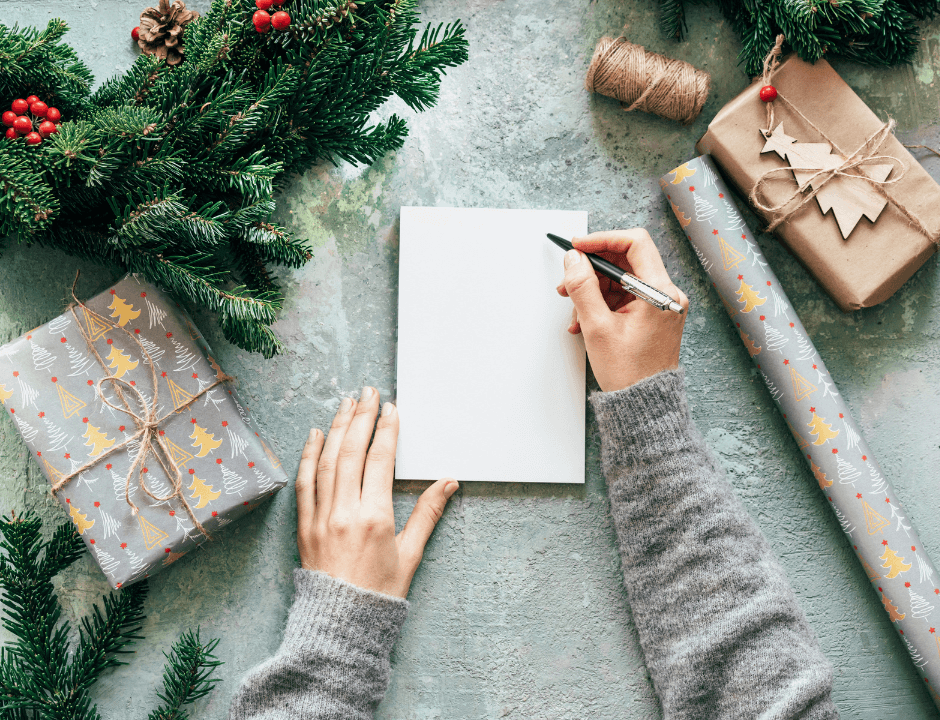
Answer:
xmin=585 ymin=36 xmax=710 ymax=125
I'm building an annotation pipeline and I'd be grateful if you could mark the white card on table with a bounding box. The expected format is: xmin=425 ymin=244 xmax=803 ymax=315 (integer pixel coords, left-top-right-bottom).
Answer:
xmin=395 ymin=206 xmax=587 ymax=483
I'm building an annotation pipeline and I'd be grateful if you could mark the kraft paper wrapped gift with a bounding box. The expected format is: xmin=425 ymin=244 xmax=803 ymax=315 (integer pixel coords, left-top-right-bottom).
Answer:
xmin=696 ymin=54 xmax=940 ymax=311
xmin=0 ymin=275 xmax=288 ymax=588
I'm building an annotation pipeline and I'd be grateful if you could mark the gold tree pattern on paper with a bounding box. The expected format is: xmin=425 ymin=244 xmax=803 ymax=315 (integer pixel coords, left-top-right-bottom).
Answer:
xmin=57 ymin=381 xmax=86 ymax=419
xmin=108 ymin=293 xmax=141 ymax=327
xmin=789 ymin=366 xmax=817 ymax=402
xmin=188 ymin=473 xmax=221 ymax=509
xmin=83 ymin=421 xmax=115 ymax=457
xmin=810 ymin=457 xmax=831 ymax=489
xmin=860 ymin=558 xmax=880 ymax=581
xmin=880 ymin=544 xmax=912 ymax=579
xmin=734 ymin=276 xmax=767 ymax=313
xmin=669 ymin=163 xmax=696 ymax=184
xmin=670 ymin=201 xmax=692 ymax=228
xmin=106 ymin=345 xmax=138 ymax=378
xmin=190 ymin=422 xmax=222 ymax=458
xmin=882 ymin=591 xmax=906 ymax=622
xmin=138 ymin=514 xmax=168 ymax=550
xmin=740 ymin=330 xmax=761 ymax=357
xmin=807 ymin=409 xmax=839 ymax=446
xmin=69 ymin=503 xmax=95 ymax=534
xmin=719 ymin=236 xmax=745 ymax=271
xmin=862 ymin=500 xmax=890 ymax=535
xmin=0 ymin=384 xmax=12 ymax=404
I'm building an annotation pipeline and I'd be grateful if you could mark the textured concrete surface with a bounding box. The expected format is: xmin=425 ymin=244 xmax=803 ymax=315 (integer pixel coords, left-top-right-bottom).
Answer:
xmin=1 ymin=0 xmax=940 ymax=717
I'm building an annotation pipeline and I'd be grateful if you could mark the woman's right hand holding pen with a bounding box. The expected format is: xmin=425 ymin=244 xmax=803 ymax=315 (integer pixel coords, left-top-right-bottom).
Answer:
xmin=557 ymin=229 xmax=689 ymax=392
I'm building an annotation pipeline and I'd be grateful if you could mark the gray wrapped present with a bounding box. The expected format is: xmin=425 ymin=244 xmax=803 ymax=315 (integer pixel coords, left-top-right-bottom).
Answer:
xmin=0 ymin=275 xmax=288 ymax=588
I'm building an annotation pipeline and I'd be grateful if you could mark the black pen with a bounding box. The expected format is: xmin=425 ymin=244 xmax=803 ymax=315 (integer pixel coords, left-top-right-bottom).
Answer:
xmin=547 ymin=234 xmax=684 ymax=315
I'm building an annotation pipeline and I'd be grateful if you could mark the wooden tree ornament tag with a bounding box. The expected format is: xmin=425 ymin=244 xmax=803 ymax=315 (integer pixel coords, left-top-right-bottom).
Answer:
xmin=760 ymin=122 xmax=894 ymax=238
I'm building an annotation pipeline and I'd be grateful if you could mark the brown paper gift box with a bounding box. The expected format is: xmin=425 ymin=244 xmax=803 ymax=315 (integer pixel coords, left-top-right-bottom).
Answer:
xmin=696 ymin=55 xmax=940 ymax=311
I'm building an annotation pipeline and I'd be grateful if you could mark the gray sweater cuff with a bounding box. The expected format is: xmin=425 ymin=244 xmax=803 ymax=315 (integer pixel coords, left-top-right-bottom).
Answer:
xmin=590 ymin=368 xmax=695 ymax=473
xmin=282 ymin=568 xmax=409 ymax=665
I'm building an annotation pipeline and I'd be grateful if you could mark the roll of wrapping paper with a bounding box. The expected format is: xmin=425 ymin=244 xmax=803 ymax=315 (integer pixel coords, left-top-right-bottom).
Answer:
xmin=661 ymin=155 xmax=940 ymax=706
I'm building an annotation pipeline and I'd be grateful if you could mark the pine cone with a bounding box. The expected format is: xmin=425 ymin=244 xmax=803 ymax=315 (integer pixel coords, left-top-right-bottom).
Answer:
xmin=138 ymin=0 xmax=199 ymax=66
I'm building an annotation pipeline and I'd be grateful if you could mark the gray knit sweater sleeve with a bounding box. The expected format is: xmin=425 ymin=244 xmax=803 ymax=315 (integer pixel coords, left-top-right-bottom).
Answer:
xmin=228 ymin=568 xmax=408 ymax=720
xmin=591 ymin=368 xmax=839 ymax=719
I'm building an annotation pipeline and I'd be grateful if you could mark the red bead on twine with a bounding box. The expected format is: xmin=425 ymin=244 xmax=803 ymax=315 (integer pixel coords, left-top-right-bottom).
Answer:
xmin=759 ymin=85 xmax=777 ymax=103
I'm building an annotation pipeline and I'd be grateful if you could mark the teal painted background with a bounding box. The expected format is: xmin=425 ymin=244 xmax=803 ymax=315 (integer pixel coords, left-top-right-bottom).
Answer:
xmin=1 ymin=0 xmax=939 ymax=717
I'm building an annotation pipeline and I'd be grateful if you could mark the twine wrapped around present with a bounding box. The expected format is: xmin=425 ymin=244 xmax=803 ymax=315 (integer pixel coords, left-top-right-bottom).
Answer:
xmin=585 ymin=36 xmax=710 ymax=125
xmin=50 ymin=273 xmax=233 ymax=540
xmin=750 ymin=35 xmax=939 ymax=244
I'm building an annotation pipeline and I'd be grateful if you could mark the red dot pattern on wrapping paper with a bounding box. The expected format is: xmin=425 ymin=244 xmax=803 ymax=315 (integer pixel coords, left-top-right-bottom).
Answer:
xmin=130 ymin=381 xmax=135 ymax=386
xmin=248 ymin=462 xmax=255 ymax=468
xmin=783 ymin=360 xmax=789 ymax=365
xmin=141 ymin=292 xmax=146 ymax=298
xmin=854 ymin=545 xmax=858 ymax=549
xmin=719 ymin=193 xmax=724 ymax=198
xmin=913 ymin=546 xmax=917 ymax=551
xmin=94 ymin=502 xmax=100 ymax=507
xmin=191 ymin=418 xmax=197 ymax=424
xmin=159 ymin=430 xmax=165 ymax=436
xmin=60 ymin=337 xmax=66 ymax=343
xmin=110 ymin=290 xmax=116 ymax=295
xmin=121 ymin=543 xmax=127 ymax=549
xmin=906 ymin=582 xmax=912 ymax=587
xmin=216 ymin=458 xmax=222 ymax=464
xmin=135 ymin=329 xmax=140 ymax=334
xmin=165 ymin=548 xmax=171 ymax=553
xmin=211 ymin=511 xmax=218 ymax=517
xmin=879 ymin=586 xmax=883 ymax=591
xmin=857 ymin=493 xmax=862 ymax=499
xmin=64 ymin=453 xmax=70 ymax=459
xmin=932 ymin=628 xmax=936 ymax=633
xmin=106 ymin=464 xmax=112 ymax=469
xmin=193 ymin=373 xmax=198 ymax=379
xmin=142 ymin=467 xmax=148 ymax=473
xmin=882 ymin=540 xmax=889 ymax=546
xmin=741 ymin=234 xmax=746 ymax=240
xmin=222 ymin=421 xmax=228 ymax=427
xmin=790 ymin=323 xmax=794 ymax=328
xmin=169 ymin=511 xmax=175 ymax=516
xmin=688 ymin=186 xmax=694 ymax=191
xmin=166 ymin=333 xmax=173 ymax=338
xmin=66 ymin=498 xmax=70 ymax=503
xmin=38 ymin=412 xmax=44 ymax=418
xmin=82 ymin=417 xmax=88 ymax=423
xmin=862 ymin=455 xmax=867 ymax=460
xmin=839 ymin=413 xmax=844 ymax=418
xmin=243 ymin=501 xmax=249 ymax=506
xmin=737 ymin=274 xmax=743 ymax=280
xmin=810 ymin=407 xmax=816 ymax=413
xmin=767 ymin=281 xmax=772 ymax=286
xmin=90 ymin=539 xmax=95 ymax=544
xmin=107 ymin=339 xmax=113 ymax=345
xmin=12 ymin=372 xmax=17 ymax=377
xmin=189 ymin=469 xmax=195 ymax=474
xmin=712 ymin=229 xmax=718 ymax=235
xmin=87 ymin=380 xmax=93 ymax=385
xmin=759 ymin=316 xmax=765 ymax=321
xmin=828 ymin=496 xmax=832 ymax=502
xmin=936 ymin=589 xmax=940 ymax=595
xmin=51 ymin=377 xmax=57 ymax=383
xmin=832 ymin=449 xmax=838 ymax=454
xmin=885 ymin=498 xmax=890 ymax=503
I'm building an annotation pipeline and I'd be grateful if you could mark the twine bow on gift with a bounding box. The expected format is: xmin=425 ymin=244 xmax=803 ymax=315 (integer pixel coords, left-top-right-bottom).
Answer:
xmin=50 ymin=274 xmax=234 ymax=541
xmin=749 ymin=35 xmax=940 ymax=243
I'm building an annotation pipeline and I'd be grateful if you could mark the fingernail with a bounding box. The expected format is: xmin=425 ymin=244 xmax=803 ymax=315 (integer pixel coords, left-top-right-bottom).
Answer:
xmin=307 ymin=428 xmax=319 ymax=442
xmin=340 ymin=397 xmax=353 ymax=413
xmin=382 ymin=402 xmax=395 ymax=417
xmin=564 ymin=249 xmax=581 ymax=268
xmin=444 ymin=480 xmax=459 ymax=498
xmin=361 ymin=386 xmax=374 ymax=400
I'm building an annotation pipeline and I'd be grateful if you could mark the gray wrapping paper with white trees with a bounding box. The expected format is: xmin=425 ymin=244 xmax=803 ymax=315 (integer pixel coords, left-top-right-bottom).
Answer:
xmin=661 ymin=155 xmax=940 ymax=705
xmin=0 ymin=276 xmax=288 ymax=589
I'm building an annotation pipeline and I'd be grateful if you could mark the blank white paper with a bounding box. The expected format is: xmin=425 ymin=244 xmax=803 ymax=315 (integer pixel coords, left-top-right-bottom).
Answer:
xmin=395 ymin=207 xmax=587 ymax=484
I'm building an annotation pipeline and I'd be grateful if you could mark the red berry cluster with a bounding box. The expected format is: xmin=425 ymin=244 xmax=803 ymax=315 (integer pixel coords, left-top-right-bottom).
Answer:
xmin=2 ymin=96 xmax=61 ymax=145
xmin=253 ymin=0 xmax=290 ymax=33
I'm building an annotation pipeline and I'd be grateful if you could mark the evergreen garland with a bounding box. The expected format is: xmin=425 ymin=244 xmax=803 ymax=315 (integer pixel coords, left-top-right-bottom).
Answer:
xmin=0 ymin=511 xmax=222 ymax=720
xmin=0 ymin=0 xmax=468 ymax=356
xmin=658 ymin=0 xmax=940 ymax=75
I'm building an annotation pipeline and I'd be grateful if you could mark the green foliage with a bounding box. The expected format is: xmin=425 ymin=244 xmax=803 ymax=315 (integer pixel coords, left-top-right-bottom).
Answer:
xmin=659 ymin=0 xmax=940 ymax=75
xmin=0 ymin=511 xmax=222 ymax=720
xmin=0 ymin=0 xmax=469 ymax=356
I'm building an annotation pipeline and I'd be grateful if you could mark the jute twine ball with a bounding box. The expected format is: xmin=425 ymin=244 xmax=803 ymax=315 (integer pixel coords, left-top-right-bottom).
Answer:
xmin=585 ymin=36 xmax=710 ymax=125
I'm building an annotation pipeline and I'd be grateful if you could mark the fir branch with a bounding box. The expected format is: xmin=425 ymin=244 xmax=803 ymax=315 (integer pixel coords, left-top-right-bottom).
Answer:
xmin=148 ymin=631 xmax=222 ymax=720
